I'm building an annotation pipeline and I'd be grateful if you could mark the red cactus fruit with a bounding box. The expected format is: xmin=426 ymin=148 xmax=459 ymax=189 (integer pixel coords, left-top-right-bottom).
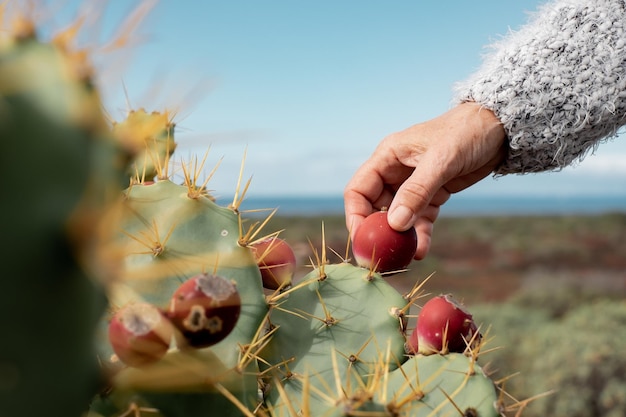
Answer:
xmin=352 ymin=210 xmax=418 ymax=273
xmin=250 ymin=236 xmax=297 ymax=290
xmin=168 ymin=273 xmax=241 ymax=349
xmin=409 ymin=294 xmax=480 ymax=355
xmin=108 ymin=302 xmax=172 ymax=367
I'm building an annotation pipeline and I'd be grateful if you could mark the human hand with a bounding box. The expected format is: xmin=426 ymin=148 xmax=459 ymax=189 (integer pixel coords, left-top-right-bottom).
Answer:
xmin=344 ymin=102 xmax=507 ymax=260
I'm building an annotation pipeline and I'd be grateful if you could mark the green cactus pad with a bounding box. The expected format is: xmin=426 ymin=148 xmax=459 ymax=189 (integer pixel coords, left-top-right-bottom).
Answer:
xmin=0 ymin=27 xmax=125 ymax=417
xmin=261 ymin=262 xmax=409 ymax=414
xmin=94 ymin=179 xmax=269 ymax=415
xmin=308 ymin=352 xmax=500 ymax=417
xmin=91 ymin=349 xmax=259 ymax=417
xmin=382 ymin=353 xmax=500 ymax=417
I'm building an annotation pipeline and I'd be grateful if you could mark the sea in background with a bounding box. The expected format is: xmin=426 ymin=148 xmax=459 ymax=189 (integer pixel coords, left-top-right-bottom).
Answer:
xmin=219 ymin=194 xmax=626 ymax=217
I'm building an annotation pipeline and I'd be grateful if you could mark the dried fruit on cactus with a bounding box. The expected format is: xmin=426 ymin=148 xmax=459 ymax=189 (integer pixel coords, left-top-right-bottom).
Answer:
xmin=168 ymin=273 xmax=242 ymax=349
xmin=108 ymin=303 xmax=173 ymax=367
xmin=352 ymin=210 xmax=418 ymax=273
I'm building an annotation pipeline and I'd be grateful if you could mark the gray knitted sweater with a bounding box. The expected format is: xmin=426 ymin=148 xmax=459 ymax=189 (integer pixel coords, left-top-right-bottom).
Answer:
xmin=454 ymin=0 xmax=626 ymax=174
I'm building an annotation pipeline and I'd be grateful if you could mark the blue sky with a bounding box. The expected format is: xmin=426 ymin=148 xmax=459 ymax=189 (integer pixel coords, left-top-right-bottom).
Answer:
xmin=48 ymin=1 xmax=626 ymax=199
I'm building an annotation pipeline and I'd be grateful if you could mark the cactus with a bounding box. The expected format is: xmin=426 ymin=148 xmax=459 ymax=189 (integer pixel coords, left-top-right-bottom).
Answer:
xmin=91 ymin=167 xmax=269 ymax=415
xmin=0 ymin=11 xmax=127 ymax=417
xmin=90 ymin=171 xmax=506 ymax=416
xmin=283 ymin=351 xmax=499 ymax=417
xmin=1 ymin=5 xmax=531 ymax=417
xmin=78 ymin=113 xmax=509 ymax=415
xmin=260 ymin=261 xmax=409 ymax=414
xmin=260 ymin=260 xmax=499 ymax=417
xmin=383 ymin=353 xmax=498 ymax=417
xmin=112 ymin=108 xmax=177 ymax=183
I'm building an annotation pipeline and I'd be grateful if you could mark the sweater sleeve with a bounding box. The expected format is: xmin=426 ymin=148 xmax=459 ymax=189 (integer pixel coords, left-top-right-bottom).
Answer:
xmin=454 ymin=0 xmax=626 ymax=174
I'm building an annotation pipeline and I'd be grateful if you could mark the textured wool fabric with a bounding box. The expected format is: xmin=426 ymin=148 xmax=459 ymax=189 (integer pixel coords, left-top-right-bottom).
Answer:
xmin=454 ymin=0 xmax=626 ymax=174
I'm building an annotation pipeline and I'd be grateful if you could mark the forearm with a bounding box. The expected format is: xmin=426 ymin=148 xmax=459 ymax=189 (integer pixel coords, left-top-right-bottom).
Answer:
xmin=454 ymin=0 xmax=626 ymax=174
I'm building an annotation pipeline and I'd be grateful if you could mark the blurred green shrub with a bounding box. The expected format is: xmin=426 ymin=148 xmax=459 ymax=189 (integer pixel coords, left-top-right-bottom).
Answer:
xmin=473 ymin=291 xmax=626 ymax=417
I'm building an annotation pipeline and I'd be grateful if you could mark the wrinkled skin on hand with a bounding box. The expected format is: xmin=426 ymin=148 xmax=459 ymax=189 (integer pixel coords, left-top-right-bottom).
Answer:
xmin=344 ymin=102 xmax=506 ymax=260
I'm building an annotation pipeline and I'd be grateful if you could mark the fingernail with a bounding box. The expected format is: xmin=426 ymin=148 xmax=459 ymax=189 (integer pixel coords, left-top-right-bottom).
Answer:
xmin=387 ymin=205 xmax=416 ymax=231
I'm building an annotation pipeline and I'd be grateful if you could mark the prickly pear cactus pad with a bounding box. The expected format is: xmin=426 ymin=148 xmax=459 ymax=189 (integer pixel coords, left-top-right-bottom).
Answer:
xmin=0 ymin=12 xmax=127 ymax=417
xmin=301 ymin=352 xmax=499 ymax=417
xmin=92 ymin=175 xmax=269 ymax=416
xmin=380 ymin=353 xmax=499 ymax=417
xmin=261 ymin=262 xmax=410 ymax=414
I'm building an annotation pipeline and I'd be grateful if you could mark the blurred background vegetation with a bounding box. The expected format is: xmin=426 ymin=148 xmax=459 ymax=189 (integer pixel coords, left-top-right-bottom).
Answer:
xmin=261 ymin=212 xmax=626 ymax=417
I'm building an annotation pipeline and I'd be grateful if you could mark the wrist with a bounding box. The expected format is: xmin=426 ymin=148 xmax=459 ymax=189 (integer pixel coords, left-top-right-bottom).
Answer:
xmin=465 ymin=102 xmax=505 ymax=143
xmin=462 ymin=102 xmax=507 ymax=167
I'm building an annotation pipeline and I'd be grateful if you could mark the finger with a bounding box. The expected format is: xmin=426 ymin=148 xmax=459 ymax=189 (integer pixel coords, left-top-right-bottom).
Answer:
xmin=344 ymin=186 xmax=378 ymax=237
xmin=343 ymin=159 xmax=394 ymax=234
xmin=430 ymin=186 xmax=452 ymax=207
xmin=414 ymin=219 xmax=433 ymax=261
xmin=413 ymin=203 xmax=441 ymax=260
xmin=387 ymin=155 xmax=450 ymax=231
xmin=343 ymin=191 xmax=369 ymax=237
xmin=371 ymin=186 xmax=395 ymax=211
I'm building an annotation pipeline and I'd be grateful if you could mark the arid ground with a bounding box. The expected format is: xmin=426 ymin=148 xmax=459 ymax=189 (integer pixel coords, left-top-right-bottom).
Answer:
xmin=261 ymin=212 xmax=626 ymax=304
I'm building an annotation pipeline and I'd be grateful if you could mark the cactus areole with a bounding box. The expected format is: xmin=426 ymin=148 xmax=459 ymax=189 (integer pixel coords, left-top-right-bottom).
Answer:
xmin=352 ymin=210 xmax=418 ymax=273
xmin=168 ymin=273 xmax=242 ymax=349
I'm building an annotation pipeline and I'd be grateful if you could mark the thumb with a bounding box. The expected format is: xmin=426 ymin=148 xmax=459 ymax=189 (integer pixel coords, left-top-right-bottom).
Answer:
xmin=387 ymin=160 xmax=448 ymax=231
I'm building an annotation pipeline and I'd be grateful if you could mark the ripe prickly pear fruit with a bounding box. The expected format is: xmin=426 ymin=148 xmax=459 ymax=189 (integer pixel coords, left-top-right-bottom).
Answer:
xmin=108 ymin=303 xmax=173 ymax=367
xmin=409 ymin=294 xmax=480 ymax=355
xmin=250 ymin=236 xmax=297 ymax=290
xmin=352 ymin=210 xmax=417 ymax=273
xmin=168 ymin=273 xmax=241 ymax=349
